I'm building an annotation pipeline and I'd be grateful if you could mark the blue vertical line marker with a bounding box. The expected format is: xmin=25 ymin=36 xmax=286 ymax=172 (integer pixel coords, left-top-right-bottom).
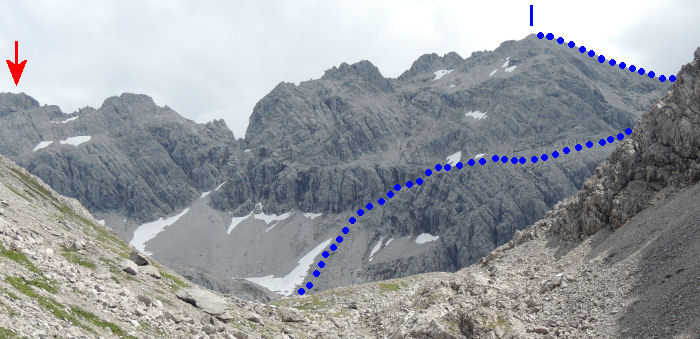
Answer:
xmin=530 ymin=5 xmax=533 ymax=26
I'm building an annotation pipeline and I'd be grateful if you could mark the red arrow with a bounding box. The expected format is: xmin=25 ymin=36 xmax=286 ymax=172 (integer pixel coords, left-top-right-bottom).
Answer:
xmin=6 ymin=41 xmax=27 ymax=86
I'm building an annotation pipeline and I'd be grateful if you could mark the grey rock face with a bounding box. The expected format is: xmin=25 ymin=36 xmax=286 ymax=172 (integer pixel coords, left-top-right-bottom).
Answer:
xmin=211 ymin=34 xmax=669 ymax=291
xmin=549 ymin=47 xmax=700 ymax=239
xmin=0 ymin=34 xmax=672 ymax=298
xmin=0 ymin=93 xmax=239 ymax=223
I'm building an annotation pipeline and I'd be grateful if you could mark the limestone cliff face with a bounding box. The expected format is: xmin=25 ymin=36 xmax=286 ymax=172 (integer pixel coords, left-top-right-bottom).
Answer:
xmin=278 ymin=47 xmax=700 ymax=339
xmin=0 ymin=93 xmax=239 ymax=223
xmin=209 ymin=34 xmax=668 ymax=290
xmin=548 ymin=47 xmax=700 ymax=239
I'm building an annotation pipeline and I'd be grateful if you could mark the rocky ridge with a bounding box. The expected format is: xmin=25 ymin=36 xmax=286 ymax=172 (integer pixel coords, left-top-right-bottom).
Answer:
xmin=0 ymin=93 xmax=238 ymax=226
xmin=272 ymin=47 xmax=700 ymax=338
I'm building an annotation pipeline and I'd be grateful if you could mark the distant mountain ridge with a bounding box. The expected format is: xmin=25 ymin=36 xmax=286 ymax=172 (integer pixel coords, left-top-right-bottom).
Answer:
xmin=0 ymin=33 xmax=669 ymax=299
xmin=0 ymin=93 xmax=238 ymax=225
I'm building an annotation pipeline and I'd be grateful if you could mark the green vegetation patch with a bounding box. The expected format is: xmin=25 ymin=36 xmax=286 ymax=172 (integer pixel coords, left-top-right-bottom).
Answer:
xmin=5 ymin=276 xmax=134 ymax=338
xmin=152 ymin=263 xmax=187 ymax=290
xmin=3 ymin=182 xmax=31 ymax=202
xmin=23 ymin=278 xmax=58 ymax=294
xmin=1 ymin=288 xmax=20 ymax=300
xmin=378 ymin=282 xmax=400 ymax=292
xmin=290 ymin=295 xmax=334 ymax=310
xmin=71 ymin=306 xmax=132 ymax=337
xmin=61 ymin=248 xmax=96 ymax=269
xmin=5 ymin=276 xmax=72 ymax=324
xmin=10 ymin=168 xmax=54 ymax=200
xmin=0 ymin=326 xmax=20 ymax=338
xmin=0 ymin=244 xmax=42 ymax=275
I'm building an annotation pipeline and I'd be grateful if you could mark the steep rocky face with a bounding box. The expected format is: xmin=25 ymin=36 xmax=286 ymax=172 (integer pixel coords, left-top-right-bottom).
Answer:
xmin=0 ymin=93 xmax=238 ymax=226
xmin=206 ymin=33 xmax=668 ymax=292
xmin=549 ymin=47 xmax=700 ymax=239
xmin=281 ymin=47 xmax=700 ymax=339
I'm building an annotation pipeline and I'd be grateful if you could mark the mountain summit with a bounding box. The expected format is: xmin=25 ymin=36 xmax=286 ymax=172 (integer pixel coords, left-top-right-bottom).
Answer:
xmin=281 ymin=46 xmax=700 ymax=338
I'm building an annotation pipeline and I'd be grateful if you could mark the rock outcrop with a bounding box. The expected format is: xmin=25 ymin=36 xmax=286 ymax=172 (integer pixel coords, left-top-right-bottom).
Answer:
xmin=274 ymin=46 xmax=700 ymax=338
xmin=549 ymin=47 xmax=700 ymax=239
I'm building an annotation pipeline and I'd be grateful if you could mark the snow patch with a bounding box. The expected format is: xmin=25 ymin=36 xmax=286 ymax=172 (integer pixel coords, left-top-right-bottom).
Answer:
xmin=489 ymin=69 xmax=498 ymax=76
xmin=432 ymin=69 xmax=453 ymax=81
xmin=303 ymin=212 xmax=322 ymax=220
xmin=475 ymin=153 xmax=486 ymax=159
xmin=227 ymin=211 xmax=253 ymax=235
xmin=415 ymin=233 xmax=440 ymax=244
xmin=32 ymin=141 xmax=53 ymax=152
xmin=384 ymin=237 xmax=394 ymax=248
xmin=501 ymin=56 xmax=510 ymax=68
xmin=215 ymin=182 xmax=226 ymax=191
xmin=59 ymin=136 xmax=91 ymax=147
xmin=52 ymin=116 xmax=79 ymax=124
xmin=465 ymin=111 xmax=487 ymax=120
xmin=245 ymin=238 xmax=332 ymax=296
xmin=446 ymin=151 xmax=461 ymax=166
xmin=131 ymin=208 xmax=190 ymax=254
xmin=368 ymin=237 xmax=384 ymax=262
xmin=255 ymin=210 xmax=293 ymax=225
xmin=244 ymin=149 xmax=251 ymax=152
xmin=505 ymin=66 xmax=516 ymax=73
xmin=200 ymin=191 xmax=210 ymax=199
xmin=449 ymin=84 xmax=455 ymax=88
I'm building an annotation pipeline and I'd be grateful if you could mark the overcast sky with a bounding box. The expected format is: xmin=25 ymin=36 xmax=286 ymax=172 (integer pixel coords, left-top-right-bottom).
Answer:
xmin=1 ymin=0 xmax=698 ymax=138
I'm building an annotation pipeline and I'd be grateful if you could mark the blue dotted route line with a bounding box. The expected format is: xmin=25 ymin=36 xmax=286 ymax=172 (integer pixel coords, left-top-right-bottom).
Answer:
xmin=297 ymin=127 xmax=634 ymax=295
xmin=537 ymin=32 xmax=676 ymax=83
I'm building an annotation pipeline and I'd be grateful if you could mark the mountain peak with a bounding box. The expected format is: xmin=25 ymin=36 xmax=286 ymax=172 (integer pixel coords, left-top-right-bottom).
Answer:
xmin=100 ymin=93 xmax=157 ymax=109
xmin=399 ymin=51 xmax=464 ymax=80
xmin=0 ymin=92 xmax=40 ymax=115
xmin=320 ymin=60 xmax=392 ymax=91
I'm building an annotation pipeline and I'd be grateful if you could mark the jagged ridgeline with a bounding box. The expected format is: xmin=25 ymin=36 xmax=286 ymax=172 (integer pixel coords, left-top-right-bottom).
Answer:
xmin=0 ymin=34 xmax=669 ymax=299
xmin=279 ymin=46 xmax=700 ymax=338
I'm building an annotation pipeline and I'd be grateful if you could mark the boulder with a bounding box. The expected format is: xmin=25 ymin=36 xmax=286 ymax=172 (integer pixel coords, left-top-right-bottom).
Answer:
xmin=140 ymin=265 xmax=161 ymax=279
xmin=137 ymin=295 xmax=152 ymax=307
xmin=176 ymin=288 xmax=228 ymax=316
xmin=72 ymin=239 xmax=86 ymax=251
xmin=119 ymin=259 xmax=138 ymax=275
xmin=129 ymin=249 xmax=149 ymax=266
xmin=278 ymin=308 xmax=305 ymax=323
xmin=215 ymin=310 xmax=234 ymax=322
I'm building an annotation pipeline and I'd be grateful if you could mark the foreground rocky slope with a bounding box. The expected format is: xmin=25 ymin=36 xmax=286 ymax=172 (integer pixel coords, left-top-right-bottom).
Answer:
xmin=0 ymin=155 xmax=322 ymax=338
xmin=275 ymin=48 xmax=700 ymax=337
